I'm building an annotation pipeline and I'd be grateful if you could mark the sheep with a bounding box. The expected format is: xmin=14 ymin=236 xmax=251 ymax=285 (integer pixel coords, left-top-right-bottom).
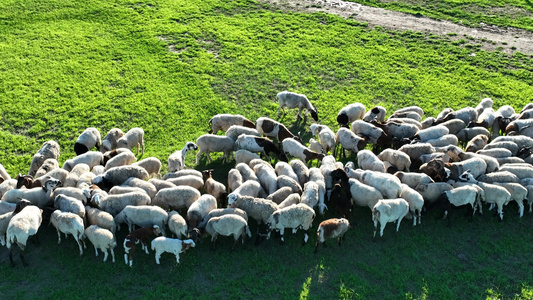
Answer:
xmin=357 ymin=150 xmax=386 ymax=173
xmin=90 ymin=191 xmax=151 ymax=216
xmin=414 ymin=125 xmax=449 ymax=142
xmin=398 ymin=143 xmax=435 ymax=163
xmin=236 ymin=134 xmax=287 ymax=162
xmin=308 ymin=168 xmax=327 ymax=214
xmin=498 ymin=165 xmax=533 ymax=179
xmin=421 ymin=117 xmax=435 ymax=129
xmin=419 ymin=158 xmax=448 ymax=182
xmin=458 ymin=171 xmax=512 ymax=220
xmin=162 ymin=169 xmax=203 ymax=180
xmin=360 ymin=171 xmax=402 ymax=199
xmin=49 ymin=210 xmax=85 ymax=256
xmin=131 ymin=157 xmax=162 ymax=176
xmin=470 ymin=108 xmax=497 ymax=128
xmin=437 ymin=107 xmax=478 ymax=125
xmin=505 ymin=119 xmax=533 ymax=134
xmin=335 ymin=127 xmax=367 ymax=158
xmin=114 ymin=205 xmax=168 ymax=235
xmin=208 ymin=114 xmax=255 ymax=134
xmin=265 ymin=203 xmax=315 ymax=245
xmin=458 ymin=152 xmax=500 ymax=174
xmin=229 ymin=180 xmax=264 ymax=199
xmin=204 ymin=214 xmax=251 ymax=251
xmin=415 ymin=182 xmax=454 ymax=203
xmin=274 ymin=161 xmax=298 ymax=183
xmin=252 ymin=163 xmax=278 ymax=196
xmin=121 ymin=177 xmax=157 ymax=199
xmin=277 ymin=175 xmax=302 ymax=194
xmin=167 ymin=142 xmax=198 ymax=173
xmin=290 ymin=159 xmax=310 ymax=187
xmin=518 ymin=108 xmax=533 ymax=119
xmin=202 ymin=169 xmax=227 ymax=205
xmin=363 ymin=106 xmax=387 ymax=123
xmin=228 ymin=195 xmax=278 ymax=225
xmin=227 ymin=169 xmax=243 ymax=193
xmin=100 ymin=128 xmax=125 ymax=153
xmin=267 ymin=186 xmax=294 ymax=204
xmin=28 ymin=140 xmax=61 ymax=177
xmin=85 ymin=206 xmax=116 ymax=234
xmin=2 ymin=178 xmax=62 ymax=209
xmin=152 ymin=186 xmax=201 ymax=211
xmin=117 ymin=127 xmax=145 ymax=156
xmin=123 ymin=225 xmax=161 ymax=267
xmin=309 ymin=138 xmax=324 ymax=154
xmin=477 ymin=171 xmax=521 ymax=184
xmin=425 ymin=135 xmax=459 ymax=148
xmin=54 ymin=194 xmax=85 ymax=219
xmin=62 ymin=151 xmax=103 ymax=173
xmin=492 ymin=135 xmax=533 ymax=150
xmin=314 ymin=218 xmax=351 ymax=253
xmin=48 ymin=186 xmax=89 ymax=207
xmin=74 ymin=127 xmax=102 ymax=155
xmin=196 ymin=134 xmax=236 ymax=164
xmin=337 ymin=103 xmax=366 ymax=127
xmin=438 ymin=119 xmax=467 ymax=135
xmin=475 ymin=98 xmax=493 ymax=116
xmin=300 ymin=181 xmax=319 ymax=210
xmin=34 ymin=158 xmax=59 ymax=178
xmin=256 ymin=117 xmax=300 ymax=144
xmin=371 ymin=120 xmax=419 ymax=140
xmin=151 ymin=237 xmax=196 ymax=263
xmin=476 ymin=148 xmax=512 ymax=158
xmin=465 ymin=135 xmax=489 ymax=152
xmin=187 ymin=194 xmax=217 ymax=228
xmin=309 ymin=123 xmax=336 ymax=154
xmin=389 ymin=110 xmax=422 ymax=122
xmin=350 ymin=120 xmax=385 ymax=145
xmin=493 ymin=182 xmax=528 ymax=217
xmin=399 ymin=184 xmax=424 ymax=225
xmin=6 ymin=204 xmax=43 ymax=267
xmin=167 ymin=211 xmax=188 ymax=238
xmin=103 ymin=148 xmax=132 ymax=165
xmin=84 ymin=225 xmax=117 ymax=263
xmin=456 ymin=127 xmax=490 ymax=144
xmin=445 ymin=157 xmax=487 ymax=181
xmin=234 ymin=149 xmax=261 ymax=165
xmin=234 ymin=163 xmax=258 ymax=184
xmin=320 ymin=155 xmax=337 ymax=195
xmin=276 ymin=91 xmax=318 ymax=122
xmin=196 ymin=207 xmax=249 ymax=229
xmin=278 ymin=193 xmax=301 ymax=209
xmin=146 ymin=179 xmax=174 ymax=194
xmin=0 ymin=200 xmax=31 ymax=246
xmin=225 ymin=125 xmax=261 ymax=142
xmin=282 ymin=138 xmax=324 ymax=164
xmin=377 ymin=149 xmax=411 ymax=172
xmin=0 ymin=180 xmax=17 ymax=199
xmin=109 ymin=186 xmax=147 ymax=196
xmin=394 ymin=171 xmax=434 ymax=189
xmin=93 ymin=165 xmax=149 ymax=190
xmin=104 ymin=150 xmax=137 ymax=171
xmin=63 ymin=163 xmax=90 ymax=188
xmin=329 ymin=183 xmax=352 ymax=219
xmin=348 ymin=178 xmax=383 ymax=214
xmin=484 ymin=141 xmax=519 ymax=156
xmin=432 ymin=186 xmax=479 ymax=224
xmin=372 ymin=198 xmax=409 ymax=238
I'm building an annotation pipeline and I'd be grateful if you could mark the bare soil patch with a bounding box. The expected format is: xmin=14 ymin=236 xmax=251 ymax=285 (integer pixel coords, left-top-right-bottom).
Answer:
xmin=258 ymin=0 xmax=533 ymax=55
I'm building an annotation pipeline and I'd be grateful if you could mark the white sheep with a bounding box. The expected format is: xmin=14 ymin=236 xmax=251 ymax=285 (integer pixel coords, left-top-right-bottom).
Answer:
xmin=446 ymin=157 xmax=487 ymax=181
xmin=498 ymin=165 xmax=533 ymax=179
xmin=360 ymin=171 xmax=402 ymax=199
xmin=309 ymin=123 xmax=336 ymax=154
xmin=266 ymin=186 xmax=294 ymax=204
xmin=121 ymin=177 xmax=157 ymax=200
xmin=476 ymin=148 xmax=512 ymax=158
xmin=350 ymin=120 xmax=385 ymax=145
xmin=196 ymin=207 xmax=249 ymax=229
xmin=1 ymin=178 xmax=61 ymax=209
xmin=187 ymin=194 xmax=217 ymax=228
xmin=148 ymin=178 xmax=176 ymax=193
xmin=104 ymin=150 xmax=137 ymax=171
xmin=266 ymin=203 xmax=315 ymax=245
xmin=235 ymin=163 xmax=259 ymax=182
xmin=109 ymin=186 xmax=147 ymax=196
xmin=114 ymin=205 xmax=169 ymax=234
xmin=75 ymin=127 xmax=102 ymax=155
xmin=166 ymin=174 xmax=204 ymax=191
xmin=34 ymin=158 xmax=59 ymax=178
xmin=152 ymin=186 xmax=201 ymax=211
xmin=168 ymin=142 xmax=198 ymax=172
xmin=290 ymin=159 xmax=310 ymax=187
xmin=52 ymin=187 xmax=90 ymax=206
xmin=132 ymin=157 xmax=162 ymax=176
xmin=229 ymin=180 xmax=264 ymax=200
xmin=372 ymin=198 xmax=409 ymax=238
xmin=414 ymin=182 xmax=454 ymax=203
xmin=151 ymin=237 xmax=196 ymax=263
xmin=394 ymin=171 xmax=434 ymax=189
xmin=439 ymin=119 xmax=467 ymax=135
xmin=205 ymin=214 xmax=251 ymax=251
xmin=234 ymin=149 xmax=261 ymax=165
xmin=337 ymin=103 xmax=366 ymax=127
xmin=225 ymin=125 xmax=261 ymax=142
xmin=277 ymin=175 xmax=302 ymax=195
xmin=484 ymin=141 xmax=519 ymax=155
xmin=0 ymin=200 xmax=31 ymax=246
xmin=438 ymin=107 xmax=478 ymax=125
xmin=426 ymin=134 xmax=459 ymax=147
xmin=208 ymin=114 xmax=255 ymax=134
xmin=456 ymin=127 xmax=490 ymax=144
xmin=100 ymin=128 xmax=125 ymax=153
xmin=348 ymin=178 xmax=383 ymax=214
xmin=377 ymin=149 xmax=411 ymax=171
xmin=335 ymin=127 xmax=367 ymax=158
xmin=0 ymin=163 xmax=11 ymax=182
xmin=475 ymin=98 xmax=493 ymax=116
xmin=493 ymin=182 xmax=527 ymax=218
xmin=54 ymin=194 xmax=85 ymax=219
xmin=477 ymin=171 xmax=521 ymax=184
xmin=93 ymin=165 xmax=149 ymax=190
xmin=168 ymin=211 xmax=188 ymax=239
xmin=363 ymin=106 xmax=387 ymax=123
xmin=49 ymin=210 xmax=85 ymax=256
xmin=309 ymin=138 xmax=324 ymax=154
xmin=6 ymin=204 xmax=43 ymax=267
xmin=63 ymin=163 xmax=90 ymax=188
xmin=278 ymin=193 xmax=301 ymax=209
xmin=63 ymin=151 xmax=103 ymax=173
xmin=282 ymin=138 xmax=324 ymax=165
xmin=196 ymin=134 xmax=235 ymax=164
xmin=84 ymin=225 xmax=117 ymax=263
xmin=228 ymin=195 xmax=278 ymax=225
xmin=162 ymin=169 xmax=203 ymax=180
xmin=90 ymin=191 xmax=151 ymax=216
xmin=300 ymin=181 xmax=319 ymax=210
xmin=274 ymin=161 xmax=299 ymax=184
xmin=314 ymin=218 xmax=351 ymax=253
xmin=376 ymin=121 xmax=419 ymax=140
xmin=227 ymin=169 xmax=243 ymax=192
xmin=28 ymin=140 xmax=61 ymax=177
xmin=276 ymin=91 xmax=318 ymax=121
xmin=85 ymin=206 xmax=116 ymax=234
xmin=357 ymin=150 xmax=386 ymax=173
xmin=117 ymin=127 xmax=145 ymax=156
xmin=414 ymin=125 xmax=449 ymax=142
xmin=253 ymin=163 xmax=278 ymax=195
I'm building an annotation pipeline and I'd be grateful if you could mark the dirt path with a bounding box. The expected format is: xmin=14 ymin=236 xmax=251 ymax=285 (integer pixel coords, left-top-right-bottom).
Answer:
xmin=259 ymin=0 xmax=533 ymax=55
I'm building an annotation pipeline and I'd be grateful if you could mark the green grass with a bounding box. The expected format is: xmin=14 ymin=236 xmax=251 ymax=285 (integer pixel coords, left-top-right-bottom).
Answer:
xmin=355 ymin=0 xmax=533 ymax=31
xmin=0 ymin=0 xmax=533 ymax=298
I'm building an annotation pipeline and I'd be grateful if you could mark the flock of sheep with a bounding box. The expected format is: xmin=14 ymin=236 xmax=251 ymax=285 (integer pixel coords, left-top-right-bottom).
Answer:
xmin=1 ymin=90 xmax=533 ymax=267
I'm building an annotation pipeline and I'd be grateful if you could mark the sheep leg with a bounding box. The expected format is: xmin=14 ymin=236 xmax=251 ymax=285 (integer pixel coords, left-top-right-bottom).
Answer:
xmin=517 ymin=200 xmax=524 ymax=217
xmin=8 ymin=246 xmax=16 ymax=268
xmin=497 ymin=203 xmax=504 ymax=221
xmin=211 ymin=235 xmax=217 ymax=251
xmin=206 ymin=152 xmax=213 ymax=163
xmin=313 ymin=242 xmax=320 ymax=253
xmin=175 ymin=253 xmax=180 ymax=264
xmin=396 ymin=217 xmax=404 ymax=232
xmin=155 ymin=251 xmax=161 ymax=264
xmin=231 ymin=239 xmax=238 ymax=252
xmin=75 ymin=236 xmax=84 ymax=256
xmin=296 ymin=107 xmax=304 ymax=121
xmin=302 ymin=230 xmax=309 ymax=246
xmin=56 ymin=229 xmax=62 ymax=245
xmin=196 ymin=151 xmax=203 ymax=165
xmin=103 ymin=250 xmax=108 ymax=262
xmin=379 ymin=222 xmax=386 ymax=237
xmin=110 ymin=248 xmax=115 ymax=263
xmin=93 ymin=245 xmax=99 ymax=257
xmin=279 ymin=228 xmax=285 ymax=245
xmin=140 ymin=141 xmax=145 ymax=156
xmin=142 ymin=242 xmax=149 ymax=254
xmin=488 ymin=203 xmax=495 ymax=211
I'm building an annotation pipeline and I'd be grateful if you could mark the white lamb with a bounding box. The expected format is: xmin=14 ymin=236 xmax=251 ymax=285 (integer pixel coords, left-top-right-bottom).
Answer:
xmin=117 ymin=127 xmax=145 ymax=155
xmin=205 ymin=214 xmax=251 ymax=251
xmin=6 ymin=205 xmax=43 ymax=267
xmin=309 ymin=138 xmax=324 ymax=154
xmin=228 ymin=195 xmax=278 ymax=225
xmin=348 ymin=178 xmax=383 ymax=215
xmin=377 ymin=149 xmax=411 ymax=171
xmin=54 ymin=194 xmax=86 ymax=219
xmin=132 ymin=157 xmax=162 ymax=176
xmin=152 ymin=186 xmax=201 ymax=211
xmin=253 ymin=163 xmax=278 ymax=195
xmin=187 ymin=194 xmax=217 ymax=228
xmin=85 ymin=206 xmax=116 ymax=234
xmin=168 ymin=142 xmax=198 ymax=172
xmin=276 ymin=91 xmax=318 ymax=121
xmin=266 ymin=203 xmax=315 ymax=245
xmin=227 ymin=169 xmax=243 ymax=192
xmin=168 ymin=211 xmax=188 ymax=239
xmin=49 ymin=210 xmax=86 ymax=256
xmin=360 ymin=171 xmax=402 ymax=199
xmin=372 ymin=198 xmax=409 ymax=238
xmin=100 ymin=128 xmax=125 ymax=153
xmin=63 ymin=163 xmax=90 ymax=188
xmin=309 ymin=123 xmax=336 ymax=154
xmin=208 ymin=114 xmax=255 ymax=134
xmin=84 ymin=225 xmax=117 ymax=263
xmin=290 ymin=159 xmax=310 ymax=187
xmin=151 ymin=237 xmax=196 ymax=263
xmin=196 ymin=134 xmax=235 ymax=164
xmin=2 ymin=178 xmax=61 ymax=209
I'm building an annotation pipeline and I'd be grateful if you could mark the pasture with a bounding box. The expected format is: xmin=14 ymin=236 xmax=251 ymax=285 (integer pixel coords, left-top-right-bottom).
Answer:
xmin=0 ymin=0 xmax=533 ymax=298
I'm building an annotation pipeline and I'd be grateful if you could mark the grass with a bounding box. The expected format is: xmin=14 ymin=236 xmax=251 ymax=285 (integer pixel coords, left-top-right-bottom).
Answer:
xmin=354 ymin=0 xmax=533 ymax=31
xmin=0 ymin=0 xmax=533 ymax=298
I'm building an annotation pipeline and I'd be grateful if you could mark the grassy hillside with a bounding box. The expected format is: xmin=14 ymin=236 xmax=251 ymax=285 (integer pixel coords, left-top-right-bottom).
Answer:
xmin=0 ymin=0 xmax=533 ymax=299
